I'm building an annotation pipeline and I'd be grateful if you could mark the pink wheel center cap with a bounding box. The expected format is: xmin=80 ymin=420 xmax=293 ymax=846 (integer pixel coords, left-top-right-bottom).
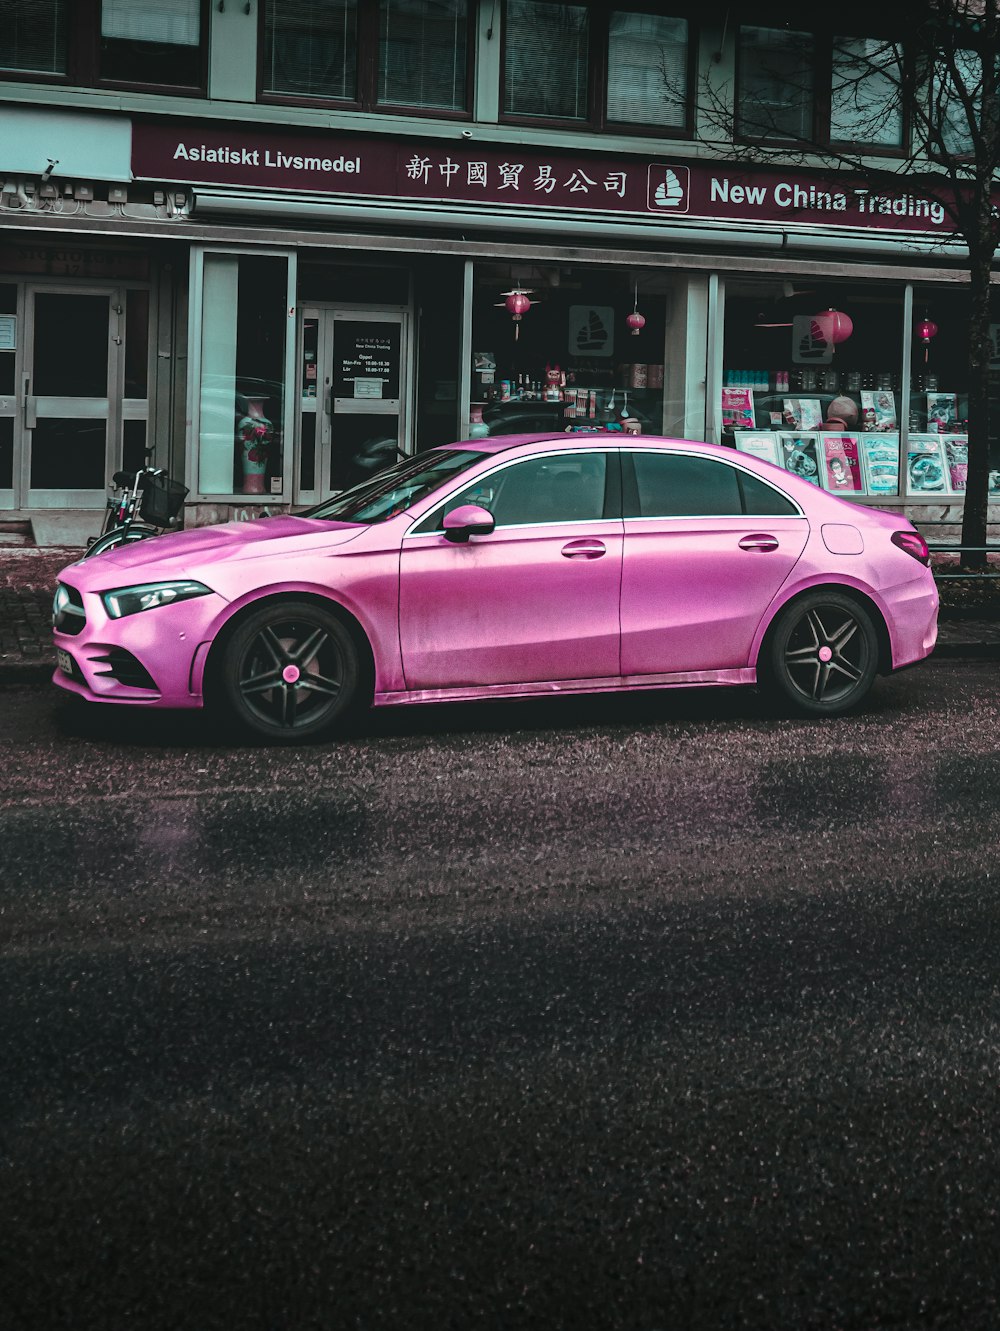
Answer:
xmin=282 ymin=664 xmax=301 ymax=684
xmin=818 ymin=646 xmax=833 ymax=662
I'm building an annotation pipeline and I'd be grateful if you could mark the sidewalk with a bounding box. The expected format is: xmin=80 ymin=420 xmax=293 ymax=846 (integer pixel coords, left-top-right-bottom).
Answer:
xmin=2 ymin=542 xmax=998 ymax=687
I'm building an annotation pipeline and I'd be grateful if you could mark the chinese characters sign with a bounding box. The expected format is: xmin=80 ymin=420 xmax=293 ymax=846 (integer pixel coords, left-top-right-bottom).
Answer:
xmin=132 ymin=121 xmax=960 ymax=234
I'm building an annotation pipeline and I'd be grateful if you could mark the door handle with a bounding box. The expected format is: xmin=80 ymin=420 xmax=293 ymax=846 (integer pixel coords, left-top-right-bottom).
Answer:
xmin=22 ymin=373 xmax=36 ymax=429
xmin=561 ymin=539 xmax=606 ymax=559
xmin=738 ymin=533 xmax=779 ymax=552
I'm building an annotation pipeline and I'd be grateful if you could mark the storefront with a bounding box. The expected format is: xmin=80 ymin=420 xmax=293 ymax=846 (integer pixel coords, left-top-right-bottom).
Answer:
xmin=1 ymin=108 xmax=997 ymax=536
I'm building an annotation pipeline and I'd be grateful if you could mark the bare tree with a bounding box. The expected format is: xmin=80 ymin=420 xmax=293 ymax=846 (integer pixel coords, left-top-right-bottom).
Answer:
xmin=699 ymin=1 xmax=1000 ymax=564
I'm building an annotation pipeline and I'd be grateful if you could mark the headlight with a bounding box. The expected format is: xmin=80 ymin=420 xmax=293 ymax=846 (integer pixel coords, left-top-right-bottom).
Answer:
xmin=102 ymin=580 xmax=213 ymax=619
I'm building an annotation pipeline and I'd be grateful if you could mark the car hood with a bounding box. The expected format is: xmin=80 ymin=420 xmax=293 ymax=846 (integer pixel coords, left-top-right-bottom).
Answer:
xmin=62 ymin=516 xmax=366 ymax=590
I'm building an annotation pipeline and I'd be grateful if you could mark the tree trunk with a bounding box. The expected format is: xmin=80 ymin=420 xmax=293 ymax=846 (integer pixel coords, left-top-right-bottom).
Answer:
xmin=960 ymin=244 xmax=993 ymax=569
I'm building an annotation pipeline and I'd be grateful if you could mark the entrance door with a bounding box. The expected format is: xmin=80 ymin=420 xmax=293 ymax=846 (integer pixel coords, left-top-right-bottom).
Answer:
xmin=297 ymin=306 xmax=410 ymax=504
xmin=23 ymin=286 xmax=119 ymax=510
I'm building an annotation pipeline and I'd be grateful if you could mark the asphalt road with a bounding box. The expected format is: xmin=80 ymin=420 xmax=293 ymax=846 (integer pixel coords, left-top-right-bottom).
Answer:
xmin=2 ymin=662 xmax=1000 ymax=1330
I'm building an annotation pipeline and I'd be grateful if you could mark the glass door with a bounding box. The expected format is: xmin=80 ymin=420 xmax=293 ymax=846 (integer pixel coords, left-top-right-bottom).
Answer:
xmin=296 ymin=306 xmax=411 ymax=504
xmin=23 ymin=286 xmax=118 ymax=509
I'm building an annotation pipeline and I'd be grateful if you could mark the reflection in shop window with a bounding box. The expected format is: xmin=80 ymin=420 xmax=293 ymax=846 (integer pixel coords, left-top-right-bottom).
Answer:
xmin=198 ymin=254 xmax=289 ymax=498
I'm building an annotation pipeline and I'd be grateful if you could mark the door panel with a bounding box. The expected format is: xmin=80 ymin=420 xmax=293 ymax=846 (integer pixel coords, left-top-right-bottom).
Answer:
xmin=24 ymin=286 xmax=116 ymax=509
xmin=399 ymin=521 xmax=624 ymax=689
xmin=620 ymin=517 xmax=808 ymax=675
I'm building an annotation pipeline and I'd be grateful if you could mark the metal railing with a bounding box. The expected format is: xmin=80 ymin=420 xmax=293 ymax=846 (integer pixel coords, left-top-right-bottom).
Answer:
xmin=912 ymin=519 xmax=1000 ymax=579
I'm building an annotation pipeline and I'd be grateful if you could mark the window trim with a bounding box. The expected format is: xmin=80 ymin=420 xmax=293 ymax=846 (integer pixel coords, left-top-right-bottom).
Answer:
xmin=499 ymin=1 xmax=696 ymax=139
xmin=257 ymin=0 xmax=476 ymax=119
xmin=735 ymin=20 xmax=909 ymax=157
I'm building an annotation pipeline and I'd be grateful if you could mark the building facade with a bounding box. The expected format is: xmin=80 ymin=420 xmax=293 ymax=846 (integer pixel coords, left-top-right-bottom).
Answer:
xmin=0 ymin=2 xmax=995 ymax=542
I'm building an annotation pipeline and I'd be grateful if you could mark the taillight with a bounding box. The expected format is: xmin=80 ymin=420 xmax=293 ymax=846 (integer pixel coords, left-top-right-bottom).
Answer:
xmin=891 ymin=529 xmax=930 ymax=566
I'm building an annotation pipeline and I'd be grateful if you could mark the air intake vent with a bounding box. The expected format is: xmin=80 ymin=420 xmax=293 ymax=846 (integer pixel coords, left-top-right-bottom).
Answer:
xmin=91 ymin=648 xmax=158 ymax=691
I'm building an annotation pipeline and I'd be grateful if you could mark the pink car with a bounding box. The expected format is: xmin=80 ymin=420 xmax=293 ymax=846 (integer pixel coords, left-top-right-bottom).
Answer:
xmin=52 ymin=434 xmax=938 ymax=742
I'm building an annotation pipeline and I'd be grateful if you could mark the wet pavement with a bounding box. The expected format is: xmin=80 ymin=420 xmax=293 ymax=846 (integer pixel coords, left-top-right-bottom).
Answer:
xmin=2 ymin=662 xmax=1000 ymax=1328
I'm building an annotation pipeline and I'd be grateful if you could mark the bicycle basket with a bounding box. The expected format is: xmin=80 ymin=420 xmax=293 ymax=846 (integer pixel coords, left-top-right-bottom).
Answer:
xmin=139 ymin=475 xmax=189 ymax=526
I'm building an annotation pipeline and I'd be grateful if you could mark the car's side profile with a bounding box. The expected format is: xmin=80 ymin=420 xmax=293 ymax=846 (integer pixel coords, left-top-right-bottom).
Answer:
xmin=52 ymin=435 xmax=938 ymax=742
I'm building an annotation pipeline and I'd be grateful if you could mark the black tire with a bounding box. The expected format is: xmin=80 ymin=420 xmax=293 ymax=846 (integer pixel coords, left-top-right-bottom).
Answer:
xmin=218 ymin=600 xmax=368 ymax=743
xmin=764 ymin=591 xmax=879 ymax=717
xmin=83 ymin=524 xmax=160 ymax=559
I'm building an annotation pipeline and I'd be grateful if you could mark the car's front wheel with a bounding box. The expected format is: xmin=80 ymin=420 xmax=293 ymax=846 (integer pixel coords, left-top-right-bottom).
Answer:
xmin=764 ymin=591 xmax=879 ymax=716
xmin=218 ymin=600 xmax=368 ymax=742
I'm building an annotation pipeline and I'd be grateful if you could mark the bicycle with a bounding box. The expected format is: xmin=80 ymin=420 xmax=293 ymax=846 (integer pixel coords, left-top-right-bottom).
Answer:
xmin=84 ymin=451 xmax=189 ymax=559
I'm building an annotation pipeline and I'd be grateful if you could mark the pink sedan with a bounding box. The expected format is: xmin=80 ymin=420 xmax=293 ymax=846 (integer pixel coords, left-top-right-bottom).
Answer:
xmin=51 ymin=434 xmax=938 ymax=742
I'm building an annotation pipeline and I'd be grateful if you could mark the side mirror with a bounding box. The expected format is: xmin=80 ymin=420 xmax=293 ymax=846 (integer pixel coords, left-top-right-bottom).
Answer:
xmin=443 ymin=503 xmax=496 ymax=543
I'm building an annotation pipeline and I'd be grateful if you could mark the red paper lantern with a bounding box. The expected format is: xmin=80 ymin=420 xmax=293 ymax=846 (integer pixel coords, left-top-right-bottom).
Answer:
xmin=814 ymin=307 xmax=854 ymax=346
xmin=626 ymin=311 xmax=646 ymax=336
xmin=917 ymin=316 xmax=938 ymax=364
xmin=497 ymin=285 xmax=535 ymax=339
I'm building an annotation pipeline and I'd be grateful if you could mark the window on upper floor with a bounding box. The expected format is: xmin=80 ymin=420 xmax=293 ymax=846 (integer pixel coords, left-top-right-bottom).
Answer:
xmin=932 ymin=47 xmax=981 ymax=158
xmin=261 ymin=0 xmax=472 ymax=114
xmin=0 ymin=0 xmax=206 ymax=92
xmin=736 ymin=24 xmax=905 ymax=150
xmin=502 ymin=1 xmax=692 ymax=134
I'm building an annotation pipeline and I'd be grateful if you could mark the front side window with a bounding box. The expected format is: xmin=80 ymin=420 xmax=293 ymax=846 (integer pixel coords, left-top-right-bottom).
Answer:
xmin=263 ymin=0 xmax=470 ymax=112
xmin=503 ymin=1 xmax=690 ymax=132
xmin=419 ymin=453 xmax=610 ymax=530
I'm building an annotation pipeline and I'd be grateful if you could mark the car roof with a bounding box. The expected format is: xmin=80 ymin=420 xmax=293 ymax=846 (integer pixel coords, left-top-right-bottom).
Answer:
xmin=446 ymin=433 xmax=737 ymax=457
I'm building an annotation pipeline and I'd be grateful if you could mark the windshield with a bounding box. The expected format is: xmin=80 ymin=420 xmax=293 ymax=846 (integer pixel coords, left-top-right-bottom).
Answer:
xmin=299 ymin=449 xmax=489 ymax=524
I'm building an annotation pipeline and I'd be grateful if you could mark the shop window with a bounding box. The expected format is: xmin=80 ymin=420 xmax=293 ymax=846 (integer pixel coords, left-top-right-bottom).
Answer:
xmin=262 ymin=0 xmax=470 ymax=113
xmin=0 ymin=0 xmax=206 ymax=91
xmin=908 ymin=288 xmax=970 ymax=500
xmin=503 ymin=1 xmax=691 ymax=133
xmin=197 ymin=253 xmax=291 ymax=499
xmin=721 ymin=279 xmax=906 ymax=500
xmin=469 ymin=263 xmax=679 ymax=445
xmin=737 ymin=24 xmax=904 ymax=149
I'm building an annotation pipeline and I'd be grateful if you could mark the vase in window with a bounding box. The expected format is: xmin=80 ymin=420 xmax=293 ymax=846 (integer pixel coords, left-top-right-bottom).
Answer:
xmin=237 ymin=397 xmax=272 ymax=494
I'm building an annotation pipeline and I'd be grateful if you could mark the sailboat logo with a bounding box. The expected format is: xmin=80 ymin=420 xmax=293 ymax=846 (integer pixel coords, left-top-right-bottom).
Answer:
xmin=647 ymin=165 xmax=690 ymax=213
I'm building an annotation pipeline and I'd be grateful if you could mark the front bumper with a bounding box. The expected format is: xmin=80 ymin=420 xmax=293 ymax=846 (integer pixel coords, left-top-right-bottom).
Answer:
xmin=52 ymin=581 xmax=227 ymax=708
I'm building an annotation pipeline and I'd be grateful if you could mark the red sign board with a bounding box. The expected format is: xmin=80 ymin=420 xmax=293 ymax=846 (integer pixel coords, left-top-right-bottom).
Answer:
xmin=132 ymin=121 xmax=959 ymax=235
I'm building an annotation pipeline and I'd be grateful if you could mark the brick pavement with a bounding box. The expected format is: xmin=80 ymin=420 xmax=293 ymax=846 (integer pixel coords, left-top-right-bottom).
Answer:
xmin=0 ymin=544 xmax=997 ymax=685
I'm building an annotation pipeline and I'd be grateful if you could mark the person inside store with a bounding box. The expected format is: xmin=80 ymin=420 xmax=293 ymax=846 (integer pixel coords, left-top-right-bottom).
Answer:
xmin=823 ymin=395 xmax=860 ymax=430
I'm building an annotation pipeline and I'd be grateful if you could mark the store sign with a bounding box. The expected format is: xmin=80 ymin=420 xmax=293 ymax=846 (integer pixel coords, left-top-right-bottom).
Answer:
xmin=333 ymin=323 xmax=400 ymax=401
xmin=132 ymin=121 xmax=965 ymax=236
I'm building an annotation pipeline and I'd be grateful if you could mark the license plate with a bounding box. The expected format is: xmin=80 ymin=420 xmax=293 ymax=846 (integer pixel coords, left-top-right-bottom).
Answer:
xmin=56 ymin=648 xmax=74 ymax=677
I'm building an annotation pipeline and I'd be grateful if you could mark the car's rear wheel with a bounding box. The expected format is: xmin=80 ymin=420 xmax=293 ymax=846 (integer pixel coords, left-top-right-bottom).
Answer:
xmin=219 ymin=600 xmax=367 ymax=742
xmin=764 ymin=591 xmax=879 ymax=716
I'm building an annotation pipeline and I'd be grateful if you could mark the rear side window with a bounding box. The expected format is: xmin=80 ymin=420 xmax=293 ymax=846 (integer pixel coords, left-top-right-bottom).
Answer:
xmin=627 ymin=452 xmax=741 ymax=517
xmin=738 ymin=468 xmax=798 ymax=516
xmin=625 ymin=451 xmax=798 ymax=517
